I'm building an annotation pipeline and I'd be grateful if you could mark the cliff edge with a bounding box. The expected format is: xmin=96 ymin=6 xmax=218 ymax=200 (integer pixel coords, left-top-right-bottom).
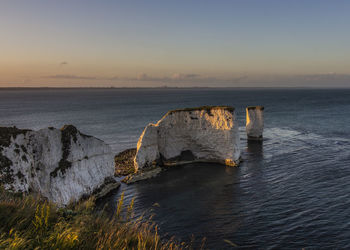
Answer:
xmin=0 ymin=125 xmax=118 ymax=205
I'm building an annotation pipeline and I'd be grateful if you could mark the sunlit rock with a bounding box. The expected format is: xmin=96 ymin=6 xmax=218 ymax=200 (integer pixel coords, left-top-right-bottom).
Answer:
xmin=246 ymin=106 xmax=264 ymax=140
xmin=134 ymin=124 xmax=160 ymax=170
xmin=0 ymin=125 xmax=117 ymax=205
xmin=134 ymin=106 xmax=241 ymax=171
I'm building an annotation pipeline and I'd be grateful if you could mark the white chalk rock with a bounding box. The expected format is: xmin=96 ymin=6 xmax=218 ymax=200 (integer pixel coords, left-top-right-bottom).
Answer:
xmin=134 ymin=106 xmax=241 ymax=171
xmin=246 ymin=106 xmax=264 ymax=140
xmin=0 ymin=125 xmax=116 ymax=205
xmin=134 ymin=124 xmax=160 ymax=169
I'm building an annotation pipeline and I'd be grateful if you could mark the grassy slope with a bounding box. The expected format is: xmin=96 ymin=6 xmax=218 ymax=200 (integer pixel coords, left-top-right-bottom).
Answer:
xmin=0 ymin=187 xmax=201 ymax=250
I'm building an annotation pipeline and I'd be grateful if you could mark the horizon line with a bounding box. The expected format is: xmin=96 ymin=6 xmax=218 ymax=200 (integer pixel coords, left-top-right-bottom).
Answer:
xmin=1 ymin=86 xmax=350 ymax=91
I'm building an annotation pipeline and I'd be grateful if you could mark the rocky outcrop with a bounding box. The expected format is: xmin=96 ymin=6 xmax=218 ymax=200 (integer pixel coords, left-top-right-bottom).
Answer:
xmin=122 ymin=167 xmax=162 ymax=184
xmin=0 ymin=125 xmax=117 ymax=205
xmin=246 ymin=106 xmax=264 ymax=140
xmin=134 ymin=106 xmax=241 ymax=171
xmin=115 ymin=148 xmax=137 ymax=177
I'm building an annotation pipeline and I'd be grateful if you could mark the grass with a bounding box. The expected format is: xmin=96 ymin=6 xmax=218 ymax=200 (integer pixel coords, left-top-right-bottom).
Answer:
xmin=167 ymin=106 xmax=234 ymax=115
xmin=114 ymin=148 xmax=137 ymax=177
xmin=0 ymin=186 xmax=199 ymax=249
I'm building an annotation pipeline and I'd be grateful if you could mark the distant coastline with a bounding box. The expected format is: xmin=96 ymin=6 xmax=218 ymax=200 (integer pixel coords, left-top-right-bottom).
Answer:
xmin=0 ymin=86 xmax=348 ymax=90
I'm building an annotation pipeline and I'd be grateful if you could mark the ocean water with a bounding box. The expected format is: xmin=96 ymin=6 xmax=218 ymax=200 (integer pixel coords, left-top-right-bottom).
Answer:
xmin=1 ymin=88 xmax=350 ymax=249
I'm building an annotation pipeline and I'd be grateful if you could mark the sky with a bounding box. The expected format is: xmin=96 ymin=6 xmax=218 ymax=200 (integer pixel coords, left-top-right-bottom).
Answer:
xmin=1 ymin=0 xmax=350 ymax=87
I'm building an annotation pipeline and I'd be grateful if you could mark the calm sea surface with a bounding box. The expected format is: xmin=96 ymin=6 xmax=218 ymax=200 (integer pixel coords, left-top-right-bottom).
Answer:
xmin=1 ymin=88 xmax=350 ymax=249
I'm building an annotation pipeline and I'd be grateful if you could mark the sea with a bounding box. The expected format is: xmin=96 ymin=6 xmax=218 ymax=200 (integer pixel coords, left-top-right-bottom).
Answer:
xmin=1 ymin=88 xmax=350 ymax=249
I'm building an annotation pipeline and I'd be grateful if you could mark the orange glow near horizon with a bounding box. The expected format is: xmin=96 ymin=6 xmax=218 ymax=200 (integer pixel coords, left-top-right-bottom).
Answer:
xmin=1 ymin=1 xmax=350 ymax=87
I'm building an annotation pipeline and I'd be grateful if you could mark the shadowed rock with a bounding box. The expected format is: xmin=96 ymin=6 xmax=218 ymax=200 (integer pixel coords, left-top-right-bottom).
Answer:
xmin=0 ymin=125 xmax=118 ymax=205
xmin=246 ymin=106 xmax=264 ymax=140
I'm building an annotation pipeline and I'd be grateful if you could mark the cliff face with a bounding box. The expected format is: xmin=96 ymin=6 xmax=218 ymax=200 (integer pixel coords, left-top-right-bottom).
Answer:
xmin=246 ymin=106 xmax=264 ymax=140
xmin=134 ymin=106 xmax=241 ymax=171
xmin=0 ymin=125 xmax=115 ymax=205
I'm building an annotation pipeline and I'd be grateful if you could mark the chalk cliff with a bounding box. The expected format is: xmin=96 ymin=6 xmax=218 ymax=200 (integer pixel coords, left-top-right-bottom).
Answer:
xmin=246 ymin=106 xmax=264 ymax=140
xmin=0 ymin=125 xmax=117 ymax=205
xmin=134 ymin=106 xmax=241 ymax=171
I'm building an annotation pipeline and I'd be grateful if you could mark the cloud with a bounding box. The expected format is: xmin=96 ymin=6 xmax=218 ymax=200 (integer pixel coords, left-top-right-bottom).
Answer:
xmin=300 ymin=72 xmax=347 ymax=81
xmin=108 ymin=76 xmax=119 ymax=80
xmin=127 ymin=73 xmax=170 ymax=82
xmin=43 ymin=72 xmax=249 ymax=85
xmin=239 ymin=73 xmax=350 ymax=87
xmin=45 ymin=74 xmax=96 ymax=80
xmin=37 ymin=71 xmax=350 ymax=87
xmin=219 ymin=75 xmax=248 ymax=84
xmin=117 ymin=73 xmax=249 ymax=86
xmin=171 ymin=73 xmax=200 ymax=80
xmin=185 ymin=74 xmax=200 ymax=78
xmin=115 ymin=73 xmax=249 ymax=87
xmin=59 ymin=61 xmax=68 ymax=66
xmin=271 ymin=73 xmax=350 ymax=86
xmin=137 ymin=73 xmax=150 ymax=81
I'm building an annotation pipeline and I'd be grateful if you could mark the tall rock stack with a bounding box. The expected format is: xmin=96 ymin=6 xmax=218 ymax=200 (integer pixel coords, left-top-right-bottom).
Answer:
xmin=246 ymin=106 xmax=264 ymax=140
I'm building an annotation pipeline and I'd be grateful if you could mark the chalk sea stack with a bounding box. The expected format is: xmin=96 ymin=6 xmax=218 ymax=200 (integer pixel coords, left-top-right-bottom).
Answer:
xmin=246 ymin=106 xmax=264 ymax=140
xmin=0 ymin=125 xmax=118 ymax=206
xmin=134 ymin=106 xmax=241 ymax=171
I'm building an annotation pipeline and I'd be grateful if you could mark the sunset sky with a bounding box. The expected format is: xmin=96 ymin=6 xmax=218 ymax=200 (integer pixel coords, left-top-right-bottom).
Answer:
xmin=1 ymin=0 xmax=350 ymax=87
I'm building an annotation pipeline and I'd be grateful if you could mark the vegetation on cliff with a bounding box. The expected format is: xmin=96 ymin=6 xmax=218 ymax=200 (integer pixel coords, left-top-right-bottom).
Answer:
xmin=114 ymin=148 xmax=137 ymax=177
xmin=167 ymin=106 xmax=234 ymax=114
xmin=0 ymin=127 xmax=31 ymax=188
xmin=0 ymin=187 xmax=195 ymax=249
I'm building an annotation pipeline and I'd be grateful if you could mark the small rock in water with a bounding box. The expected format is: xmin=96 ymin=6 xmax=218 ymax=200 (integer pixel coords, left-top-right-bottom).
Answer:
xmin=246 ymin=106 xmax=264 ymax=140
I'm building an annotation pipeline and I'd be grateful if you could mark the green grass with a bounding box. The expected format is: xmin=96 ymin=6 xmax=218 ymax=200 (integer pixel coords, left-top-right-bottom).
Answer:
xmin=0 ymin=186 xmax=199 ymax=249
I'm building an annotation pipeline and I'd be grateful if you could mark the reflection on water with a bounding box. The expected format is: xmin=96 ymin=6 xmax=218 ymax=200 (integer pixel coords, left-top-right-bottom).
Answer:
xmin=2 ymin=88 xmax=350 ymax=248
xmin=246 ymin=140 xmax=263 ymax=156
xmin=99 ymin=128 xmax=350 ymax=249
